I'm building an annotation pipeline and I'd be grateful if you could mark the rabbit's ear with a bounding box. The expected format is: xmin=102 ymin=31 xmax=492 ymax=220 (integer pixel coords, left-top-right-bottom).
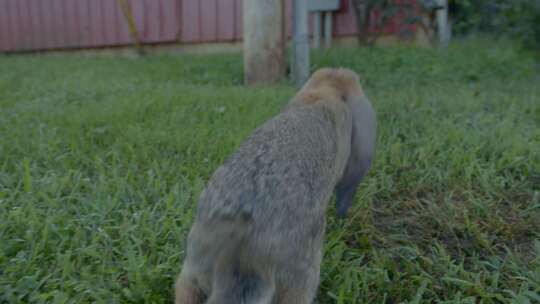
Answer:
xmin=334 ymin=95 xmax=376 ymax=218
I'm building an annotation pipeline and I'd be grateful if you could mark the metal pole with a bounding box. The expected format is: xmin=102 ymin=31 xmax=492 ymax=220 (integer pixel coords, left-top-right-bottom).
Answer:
xmin=436 ymin=0 xmax=449 ymax=47
xmin=323 ymin=11 xmax=333 ymax=49
xmin=313 ymin=12 xmax=321 ymax=49
xmin=292 ymin=0 xmax=310 ymax=87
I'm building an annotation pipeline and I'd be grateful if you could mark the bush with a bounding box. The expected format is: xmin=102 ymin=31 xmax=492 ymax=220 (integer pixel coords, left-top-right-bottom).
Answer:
xmin=450 ymin=0 xmax=540 ymax=50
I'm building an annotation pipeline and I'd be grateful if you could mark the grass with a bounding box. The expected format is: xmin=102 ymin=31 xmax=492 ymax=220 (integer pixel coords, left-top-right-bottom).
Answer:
xmin=0 ymin=39 xmax=539 ymax=303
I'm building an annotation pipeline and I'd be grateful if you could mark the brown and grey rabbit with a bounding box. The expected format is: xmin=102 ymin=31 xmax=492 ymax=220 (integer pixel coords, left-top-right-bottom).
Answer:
xmin=175 ymin=68 xmax=376 ymax=304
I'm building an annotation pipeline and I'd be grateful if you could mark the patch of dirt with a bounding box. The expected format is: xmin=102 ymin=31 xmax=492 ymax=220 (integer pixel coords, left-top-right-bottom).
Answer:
xmin=365 ymin=190 xmax=540 ymax=264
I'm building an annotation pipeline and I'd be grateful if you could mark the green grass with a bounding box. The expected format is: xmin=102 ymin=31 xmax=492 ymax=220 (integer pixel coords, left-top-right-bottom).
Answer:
xmin=1 ymin=39 xmax=539 ymax=303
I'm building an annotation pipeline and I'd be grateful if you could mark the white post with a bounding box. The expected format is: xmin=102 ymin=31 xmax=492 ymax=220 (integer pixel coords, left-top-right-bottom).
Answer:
xmin=244 ymin=0 xmax=285 ymax=85
xmin=292 ymin=0 xmax=310 ymax=87
xmin=313 ymin=12 xmax=322 ymax=49
xmin=436 ymin=0 xmax=449 ymax=47
xmin=323 ymin=11 xmax=333 ymax=49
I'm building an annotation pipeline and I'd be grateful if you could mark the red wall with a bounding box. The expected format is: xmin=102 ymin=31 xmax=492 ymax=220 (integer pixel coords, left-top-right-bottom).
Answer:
xmin=0 ymin=0 xmax=418 ymax=53
xmin=0 ymin=0 xmax=181 ymax=52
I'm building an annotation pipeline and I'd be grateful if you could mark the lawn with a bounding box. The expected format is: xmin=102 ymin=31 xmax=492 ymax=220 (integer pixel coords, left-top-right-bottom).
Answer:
xmin=1 ymin=39 xmax=539 ymax=303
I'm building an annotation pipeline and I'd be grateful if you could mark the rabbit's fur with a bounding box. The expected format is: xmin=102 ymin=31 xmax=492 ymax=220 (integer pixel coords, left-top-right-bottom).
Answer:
xmin=175 ymin=68 xmax=376 ymax=304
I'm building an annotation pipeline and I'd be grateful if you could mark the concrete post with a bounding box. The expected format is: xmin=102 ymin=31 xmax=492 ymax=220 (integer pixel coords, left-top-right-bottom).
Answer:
xmin=244 ymin=0 xmax=285 ymax=85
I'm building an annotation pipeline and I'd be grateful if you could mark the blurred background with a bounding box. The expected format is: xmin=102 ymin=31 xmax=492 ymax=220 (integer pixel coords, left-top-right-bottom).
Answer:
xmin=1 ymin=0 xmax=538 ymax=55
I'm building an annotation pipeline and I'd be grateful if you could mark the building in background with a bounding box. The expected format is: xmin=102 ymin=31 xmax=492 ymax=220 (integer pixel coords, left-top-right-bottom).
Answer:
xmin=0 ymin=0 xmax=422 ymax=54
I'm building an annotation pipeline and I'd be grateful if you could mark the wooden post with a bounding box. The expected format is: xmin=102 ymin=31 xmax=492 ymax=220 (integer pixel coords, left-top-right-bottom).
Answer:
xmin=292 ymin=0 xmax=310 ymax=87
xmin=313 ymin=12 xmax=322 ymax=49
xmin=243 ymin=0 xmax=285 ymax=85
xmin=436 ymin=0 xmax=449 ymax=47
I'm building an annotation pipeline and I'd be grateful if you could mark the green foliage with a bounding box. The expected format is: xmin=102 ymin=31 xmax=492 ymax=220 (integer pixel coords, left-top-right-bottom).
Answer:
xmin=1 ymin=40 xmax=539 ymax=303
xmin=451 ymin=0 xmax=540 ymax=50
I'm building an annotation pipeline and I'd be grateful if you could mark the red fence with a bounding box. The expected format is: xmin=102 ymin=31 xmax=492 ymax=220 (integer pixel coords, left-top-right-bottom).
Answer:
xmin=0 ymin=0 xmax=418 ymax=53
